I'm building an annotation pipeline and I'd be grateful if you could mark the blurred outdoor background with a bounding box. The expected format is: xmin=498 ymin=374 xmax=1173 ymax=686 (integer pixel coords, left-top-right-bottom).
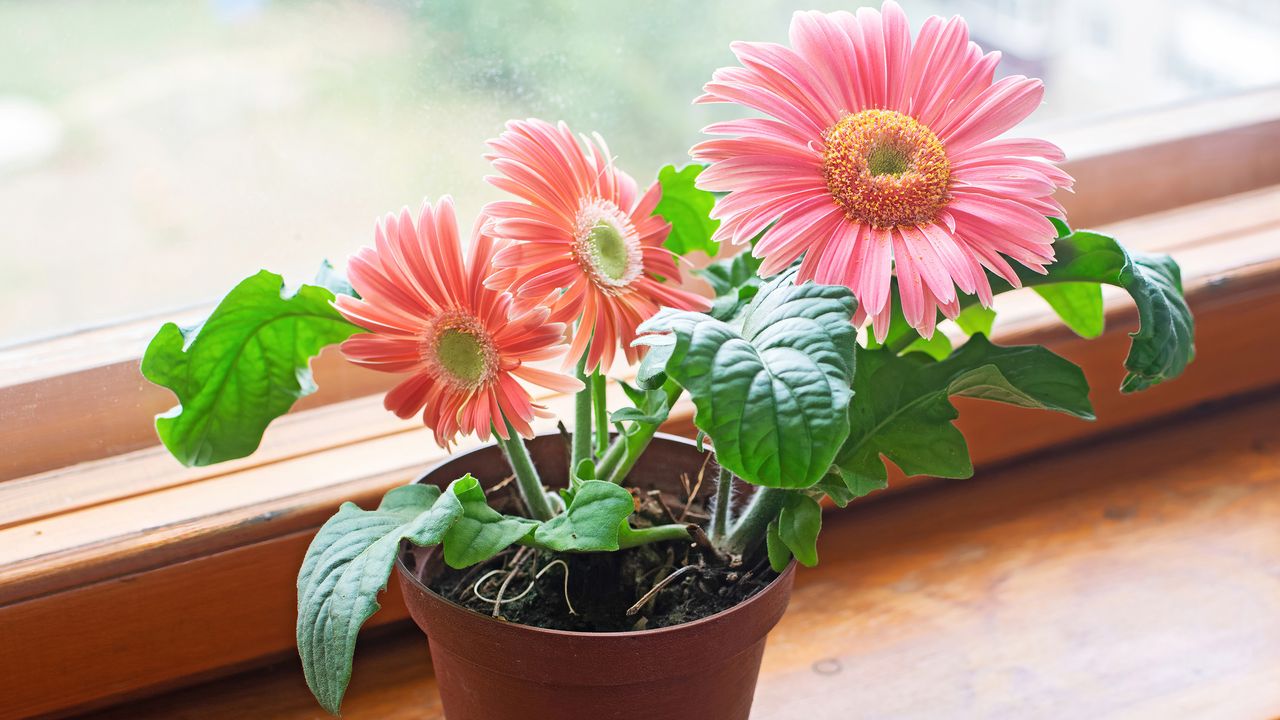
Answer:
xmin=3 ymin=0 xmax=1279 ymax=344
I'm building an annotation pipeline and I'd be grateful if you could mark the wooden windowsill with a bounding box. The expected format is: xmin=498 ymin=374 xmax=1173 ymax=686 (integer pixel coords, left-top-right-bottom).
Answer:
xmin=84 ymin=387 xmax=1280 ymax=719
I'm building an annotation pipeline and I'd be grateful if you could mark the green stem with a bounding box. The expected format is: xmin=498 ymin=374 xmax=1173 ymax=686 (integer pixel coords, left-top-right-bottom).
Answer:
xmin=591 ymin=372 xmax=608 ymax=457
xmin=495 ymin=422 xmax=555 ymax=522
xmin=596 ymin=432 xmax=627 ymax=479
xmin=617 ymin=523 xmax=692 ymax=549
xmin=710 ymin=466 xmax=734 ymax=542
xmin=722 ymin=486 xmax=786 ymax=556
xmin=572 ymin=354 xmax=592 ymax=471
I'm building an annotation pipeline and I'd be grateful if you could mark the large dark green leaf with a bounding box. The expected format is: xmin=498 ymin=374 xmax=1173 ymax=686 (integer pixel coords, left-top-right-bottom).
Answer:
xmin=142 ymin=270 xmax=363 ymax=466
xmin=637 ymin=270 xmax=857 ymax=489
xmin=654 ymin=164 xmax=720 ymax=258
xmin=986 ymin=228 xmax=1195 ymax=392
xmin=828 ymin=335 xmax=1093 ymax=498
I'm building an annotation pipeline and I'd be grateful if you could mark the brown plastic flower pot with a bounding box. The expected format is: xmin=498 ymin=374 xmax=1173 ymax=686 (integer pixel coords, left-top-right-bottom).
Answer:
xmin=396 ymin=432 xmax=795 ymax=720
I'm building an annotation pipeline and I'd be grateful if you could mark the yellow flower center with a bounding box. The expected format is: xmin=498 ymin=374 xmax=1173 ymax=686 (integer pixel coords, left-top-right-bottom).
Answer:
xmin=423 ymin=312 xmax=497 ymax=389
xmin=822 ymin=109 xmax=951 ymax=228
xmin=573 ymin=198 xmax=642 ymax=292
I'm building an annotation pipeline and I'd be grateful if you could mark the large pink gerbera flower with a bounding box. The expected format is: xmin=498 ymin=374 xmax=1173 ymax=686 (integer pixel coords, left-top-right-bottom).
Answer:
xmin=335 ymin=196 xmax=583 ymax=447
xmin=691 ymin=1 xmax=1073 ymax=339
xmin=484 ymin=119 xmax=711 ymax=372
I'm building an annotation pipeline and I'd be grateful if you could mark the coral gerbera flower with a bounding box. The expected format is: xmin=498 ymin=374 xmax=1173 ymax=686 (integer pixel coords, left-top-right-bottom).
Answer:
xmin=691 ymin=1 xmax=1073 ymax=339
xmin=483 ymin=119 xmax=711 ymax=372
xmin=335 ymin=196 xmax=583 ymax=447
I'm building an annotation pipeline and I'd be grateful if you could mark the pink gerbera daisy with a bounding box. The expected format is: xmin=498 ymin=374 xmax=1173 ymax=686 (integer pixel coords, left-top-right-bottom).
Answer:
xmin=335 ymin=196 xmax=582 ymax=447
xmin=483 ymin=119 xmax=711 ymax=372
xmin=691 ymin=1 xmax=1073 ymax=339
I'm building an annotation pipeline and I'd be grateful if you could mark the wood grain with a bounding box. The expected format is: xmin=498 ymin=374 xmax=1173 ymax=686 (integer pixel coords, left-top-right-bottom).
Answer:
xmin=82 ymin=390 xmax=1280 ymax=720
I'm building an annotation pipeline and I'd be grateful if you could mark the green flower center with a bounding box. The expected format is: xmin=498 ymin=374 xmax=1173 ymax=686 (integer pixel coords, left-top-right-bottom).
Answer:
xmin=435 ymin=329 xmax=486 ymax=384
xmin=587 ymin=220 xmax=631 ymax=280
xmin=867 ymin=145 xmax=911 ymax=177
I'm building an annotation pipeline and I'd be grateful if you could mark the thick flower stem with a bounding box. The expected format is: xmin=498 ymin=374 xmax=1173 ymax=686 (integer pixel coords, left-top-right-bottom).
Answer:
xmin=710 ymin=466 xmax=734 ymax=543
xmin=722 ymin=486 xmax=786 ymax=556
xmin=572 ymin=355 xmax=593 ymax=471
xmin=591 ymin=372 xmax=609 ymax=456
xmin=496 ymin=422 xmax=556 ymax=521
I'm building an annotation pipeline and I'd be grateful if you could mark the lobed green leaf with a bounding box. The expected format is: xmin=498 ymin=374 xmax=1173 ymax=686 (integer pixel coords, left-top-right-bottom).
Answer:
xmin=827 ymin=335 xmax=1094 ymax=501
xmin=142 ymin=269 xmax=363 ymax=466
xmin=654 ymin=164 xmax=720 ymax=258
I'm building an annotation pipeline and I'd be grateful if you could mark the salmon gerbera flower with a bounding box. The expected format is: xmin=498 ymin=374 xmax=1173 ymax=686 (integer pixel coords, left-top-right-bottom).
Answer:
xmin=335 ymin=196 xmax=583 ymax=447
xmin=483 ymin=119 xmax=711 ymax=372
xmin=691 ymin=1 xmax=1073 ymax=339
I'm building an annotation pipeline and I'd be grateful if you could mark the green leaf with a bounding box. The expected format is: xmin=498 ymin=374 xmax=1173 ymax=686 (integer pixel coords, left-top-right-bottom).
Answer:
xmin=954 ymin=305 xmax=997 ymax=337
xmin=699 ymin=249 xmax=764 ymax=321
xmin=637 ymin=269 xmax=857 ymax=489
xmin=534 ymin=480 xmax=636 ymax=552
xmin=439 ymin=476 xmax=538 ymax=569
xmin=654 ymin=164 xmax=720 ymax=258
xmin=777 ymin=493 xmax=821 ymax=567
xmin=903 ymin=331 xmax=953 ymax=361
xmin=830 ymin=335 xmax=1094 ymax=495
xmin=635 ymin=334 xmax=674 ymax=390
xmin=142 ymin=270 xmax=363 ymax=466
xmin=765 ymin=520 xmax=791 ymax=573
xmin=1034 ymin=283 xmax=1104 ymax=338
xmin=984 ymin=227 xmax=1195 ymax=392
xmin=296 ymin=483 xmax=458 ymax=715
xmin=815 ymin=471 xmax=886 ymax=508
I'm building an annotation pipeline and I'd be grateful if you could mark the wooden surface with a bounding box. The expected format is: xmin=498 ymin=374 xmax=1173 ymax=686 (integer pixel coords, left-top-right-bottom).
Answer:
xmin=83 ymin=389 xmax=1280 ymax=720
xmin=5 ymin=184 xmax=1280 ymax=719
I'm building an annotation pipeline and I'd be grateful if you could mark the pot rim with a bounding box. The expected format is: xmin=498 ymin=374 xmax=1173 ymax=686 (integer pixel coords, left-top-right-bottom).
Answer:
xmin=395 ymin=430 xmax=796 ymax=640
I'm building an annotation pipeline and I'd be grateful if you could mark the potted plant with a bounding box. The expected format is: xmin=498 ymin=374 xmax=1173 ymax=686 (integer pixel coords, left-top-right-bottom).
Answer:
xmin=141 ymin=3 xmax=1196 ymax=718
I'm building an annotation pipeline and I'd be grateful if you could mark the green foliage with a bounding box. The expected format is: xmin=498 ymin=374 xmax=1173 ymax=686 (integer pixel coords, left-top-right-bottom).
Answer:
xmin=142 ymin=270 xmax=363 ymax=466
xmin=827 ymin=335 xmax=1094 ymax=500
xmin=776 ymin=492 xmax=821 ymax=567
xmin=765 ymin=520 xmax=791 ymax=573
xmin=534 ymin=480 xmax=638 ymax=552
xmin=699 ymin=248 xmax=765 ymax=321
xmin=991 ymin=227 xmax=1195 ymax=392
xmin=1034 ymin=283 xmax=1104 ymax=338
xmin=440 ymin=476 xmax=538 ymax=569
xmin=654 ymin=164 xmax=721 ymax=258
xmin=637 ymin=270 xmax=857 ymax=489
xmin=297 ymin=483 xmax=457 ymax=715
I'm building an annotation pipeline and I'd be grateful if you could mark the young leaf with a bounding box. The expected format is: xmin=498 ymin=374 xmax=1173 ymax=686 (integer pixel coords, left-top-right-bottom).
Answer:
xmin=534 ymin=480 xmax=636 ymax=551
xmin=765 ymin=520 xmax=792 ymax=573
xmin=637 ymin=269 xmax=857 ymax=489
xmin=699 ymin=249 xmax=764 ymax=321
xmin=142 ymin=270 xmax=363 ymax=466
xmin=296 ymin=483 xmax=457 ymax=715
xmin=654 ymin=164 xmax=720 ymax=258
xmin=829 ymin=335 xmax=1094 ymax=498
xmin=1034 ymin=283 xmax=1104 ymax=338
xmin=954 ymin=305 xmax=997 ymax=337
xmin=439 ymin=476 xmax=538 ymax=569
xmin=777 ymin=493 xmax=822 ymax=567
xmin=986 ymin=228 xmax=1195 ymax=392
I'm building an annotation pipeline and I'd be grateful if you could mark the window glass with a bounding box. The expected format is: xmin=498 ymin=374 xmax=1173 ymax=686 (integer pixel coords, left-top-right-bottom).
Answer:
xmin=3 ymin=0 xmax=1277 ymax=344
